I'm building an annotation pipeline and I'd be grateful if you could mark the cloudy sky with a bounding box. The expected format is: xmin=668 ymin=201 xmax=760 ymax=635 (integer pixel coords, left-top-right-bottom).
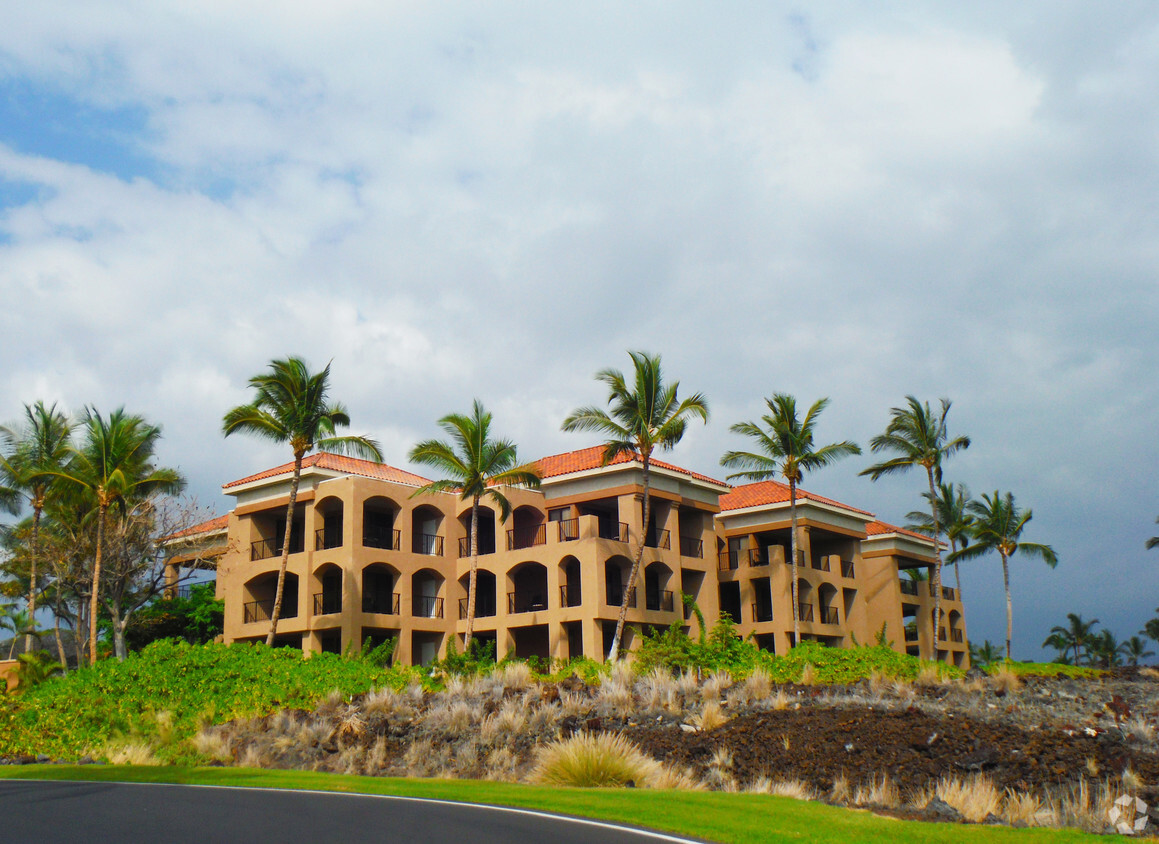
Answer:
xmin=2 ymin=3 xmax=1157 ymax=659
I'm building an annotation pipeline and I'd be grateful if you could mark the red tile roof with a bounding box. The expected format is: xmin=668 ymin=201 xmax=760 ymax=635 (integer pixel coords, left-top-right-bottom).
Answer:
xmin=865 ymin=520 xmax=936 ymax=542
xmin=164 ymin=514 xmax=229 ymax=541
xmin=535 ymin=445 xmax=728 ymax=487
xmin=223 ymin=452 xmax=433 ymax=490
xmin=718 ymin=480 xmax=873 ymax=516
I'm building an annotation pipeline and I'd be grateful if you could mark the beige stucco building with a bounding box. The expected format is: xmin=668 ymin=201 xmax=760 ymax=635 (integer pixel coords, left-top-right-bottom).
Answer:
xmin=204 ymin=448 xmax=968 ymax=666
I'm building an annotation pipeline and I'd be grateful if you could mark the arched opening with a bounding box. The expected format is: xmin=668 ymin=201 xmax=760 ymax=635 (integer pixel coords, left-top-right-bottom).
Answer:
xmin=559 ymin=556 xmax=581 ymax=607
xmin=604 ymin=555 xmax=635 ymax=608
xmin=457 ymin=569 xmax=497 ymax=619
xmin=796 ymin=579 xmax=814 ymax=622
xmin=412 ymin=568 xmax=445 ymax=618
xmin=508 ymin=561 xmax=548 ymax=614
xmin=678 ymin=509 xmax=705 ymax=558
xmin=363 ymin=496 xmax=400 ymax=550
xmin=362 ymin=563 xmax=400 ymax=615
xmin=645 ymin=500 xmax=672 ymax=549
xmin=948 ymin=610 xmax=964 ymax=644
xmin=412 ymin=505 xmax=444 ymax=556
xmin=752 ymin=577 xmax=773 ymax=623
xmin=644 ymin=562 xmax=674 ymax=612
xmin=250 ymin=505 xmax=304 ymax=560
xmin=315 ymin=496 xmax=344 ymax=551
xmin=508 ymin=505 xmax=546 ymax=550
xmin=817 ymin=583 xmax=839 ymax=625
xmin=313 ymin=563 xmax=342 ymax=615
xmin=458 ymin=505 xmax=496 ymax=557
xmin=244 ymin=572 xmax=299 ymax=622
xmin=932 ymin=608 xmax=946 ymax=643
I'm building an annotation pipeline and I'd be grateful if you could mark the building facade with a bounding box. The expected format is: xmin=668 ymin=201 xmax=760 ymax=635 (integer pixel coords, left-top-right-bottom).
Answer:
xmin=207 ymin=448 xmax=968 ymax=666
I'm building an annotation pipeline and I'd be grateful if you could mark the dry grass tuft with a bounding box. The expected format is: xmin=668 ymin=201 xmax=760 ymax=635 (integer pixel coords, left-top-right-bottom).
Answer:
xmin=559 ymin=691 xmax=588 ymax=719
xmin=798 ymin=663 xmax=816 ymax=686
xmin=1003 ymin=789 xmax=1044 ymax=827
xmin=769 ymin=689 xmax=791 ymax=711
xmin=1122 ymin=767 xmax=1145 ymax=792
xmin=1085 ymin=757 xmax=1100 ymax=778
xmin=596 ymin=675 xmax=634 ymax=716
xmin=854 ymin=774 xmax=900 ymax=808
xmin=193 ymin=728 xmax=232 ymax=763
xmin=102 ymin=739 xmax=160 ymax=766
xmin=989 ymin=667 xmax=1022 ymax=695
xmin=915 ymin=664 xmax=945 ymax=687
xmin=484 ymin=746 xmax=520 ymax=782
xmin=1140 ymin=667 xmax=1159 ymax=680
xmin=426 ymin=700 xmax=477 ymax=732
xmin=734 ymin=668 xmax=772 ymax=707
xmin=830 ymin=774 xmax=852 ymax=804
xmin=499 ymin=661 xmax=533 ymax=691
xmin=481 ymin=699 xmax=530 ymax=742
xmin=936 ymin=775 xmax=1002 ymax=822
xmin=701 ymin=671 xmax=733 ymax=703
xmin=1045 ymin=778 xmax=1131 ymax=833
xmin=690 ymin=701 xmax=729 ymax=732
xmin=531 ymin=732 xmax=659 ymax=788
xmin=650 ymin=764 xmax=705 ymax=791
xmin=639 ymin=668 xmax=680 ymax=713
xmin=336 ymin=706 xmax=368 ymax=743
xmin=1122 ymin=716 xmax=1156 ymax=743
xmin=676 ymin=671 xmax=700 ymax=702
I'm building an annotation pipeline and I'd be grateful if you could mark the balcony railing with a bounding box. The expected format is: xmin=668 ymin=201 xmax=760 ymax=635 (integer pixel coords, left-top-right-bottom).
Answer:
xmin=939 ymin=628 xmax=948 ymax=642
xmin=819 ymin=606 xmax=839 ymax=625
xmin=797 ymin=603 xmax=814 ymax=622
xmin=507 ymin=524 xmax=546 ymax=551
xmin=251 ymin=538 xmax=302 ymax=561
xmin=751 ymin=603 xmax=773 ymax=623
xmin=507 ymin=591 xmax=548 ymax=614
xmin=841 ymin=560 xmax=856 ymax=579
xmin=941 ymin=586 xmax=956 ymax=601
xmin=811 ymin=557 xmax=830 ymax=572
xmin=950 ymin=629 xmax=964 ymax=643
xmin=645 ymin=528 xmax=671 ymax=550
xmin=747 ymin=549 xmax=769 ymax=568
xmin=679 ymin=536 xmax=703 ymax=558
xmin=646 ymin=589 xmax=674 ymax=612
xmin=899 ymin=579 xmax=919 ymax=596
xmin=458 ymin=537 xmax=496 ymax=557
xmin=315 ymin=528 xmax=342 ymax=551
xmin=313 ymin=592 xmax=341 ymax=615
xmin=598 ymin=521 xmax=630 ymax=543
xmin=905 ymin=626 xmax=919 ymax=642
xmin=458 ymin=597 xmax=497 ymax=619
xmin=363 ymin=527 xmax=400 ymax=551
xmin=557 ymin=519 xmax=579 ymax=542
xmin=244 ymin=598 xmax=298 ymax=623
xmin=559 ymin=585 xmax=581 ymax=608
xmin=607 ymin=586 xmax=637 ymax=608
xmin=414 ymin=533 xmax=444 ymax=556
xmin=362 ymin=592 xmax=400 ymax=615
xmin=413 ymin=595 xmax=444 ymax=618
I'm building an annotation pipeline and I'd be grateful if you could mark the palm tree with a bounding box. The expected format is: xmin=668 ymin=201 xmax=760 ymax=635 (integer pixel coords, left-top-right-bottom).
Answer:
xmin=720 ymin=394 xmax=860 ymax=648
xmin=1088 ymin=629 xmax=1124 ymax=669
xmin=1 ymin=402 xmax=73 ymax=651
xmin=969 ymin=639 xmax=1002 ymax=668
xmin=562 ymin=351 xmax=709 ymax=661
xmin=1122 ymin=636 xmax=1154 ymax=667
xmin=861 ymin=397 xmax=970 ymax=655
xmin=906 ymin=481 xmax=973 ymax=600
xmin=1142 ymin=612 xmax=1159 ymax=646
xmin=223 ymin=357 xmax=382 ymax=646
xmin=1042 ymin=631 xmax=1074 ymax=664
xmin=949 ymin=491 xmax=1057 ymax=660
xmin=1048 ymin=613 xmax=1099 ymax=665
xmin=409 ymin=400 xmax=541 ymax=650
xmin=56 ymin=407 xmax=185 ymax=664
xmin=1148 ymin=518 xmax=1159 ymax=550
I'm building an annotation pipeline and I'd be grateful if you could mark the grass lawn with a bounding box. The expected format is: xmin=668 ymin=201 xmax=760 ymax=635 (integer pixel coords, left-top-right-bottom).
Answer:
xmin=0 ymin=766 xmax=1108 ymax=843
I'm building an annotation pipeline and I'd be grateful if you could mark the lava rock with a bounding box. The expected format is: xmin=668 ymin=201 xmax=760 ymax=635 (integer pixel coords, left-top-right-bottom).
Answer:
xmin=924 ymin=797 xmax=961 ymax=821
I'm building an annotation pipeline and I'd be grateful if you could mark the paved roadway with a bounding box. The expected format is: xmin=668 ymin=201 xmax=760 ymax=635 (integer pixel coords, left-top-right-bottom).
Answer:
xmin=0 ymin=780 xmax=711 ymax=843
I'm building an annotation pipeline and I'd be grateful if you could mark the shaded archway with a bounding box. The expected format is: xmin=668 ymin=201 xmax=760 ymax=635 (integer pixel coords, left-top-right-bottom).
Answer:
xmin=458 ymin=505 xmax=496 ymax=557
xmin=604 ymin=555 xmax=635 ymax=608
xmin=508 ymin=505 xmax=546 ymax=550
xmin=313 ymin=563 xmax=343 ymax=615
xmin=412 ymin=568 xmax=445 ymax=618
xmin=508 ymin=561 xmax=548 ymax=614
xmin=559 ymin=556 xmax=581 ymax=607
xmin=243 ymin=571 xmax=299 ymax=622
xmin=362 ymin=563 xmax=400 ymax=615
xmin=457 ymin=569 xmax=497 ymax=619
xmin=315 ymin=495 xmax=344 ymax=551
xmin=796 ymin=578 xmax=814 ymax=622
xmin=644 ymin=562 xmax=674 ymax=612
xmin=363 ymin=496 xmax=400 ymax=550
xmin=817 ymin=583 xmax=839 ymax=625
xmin=412 ymin=505 xmax=444 ymax=556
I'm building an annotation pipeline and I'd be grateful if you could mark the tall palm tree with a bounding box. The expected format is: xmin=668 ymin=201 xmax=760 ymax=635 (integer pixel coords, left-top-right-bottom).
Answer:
xmin=562 ymin=351 xmax=709 ymax=661
xmin=949 ymin=491 xmax=1057 ymax=660
xmin=1147 ymin=517 xmax=1159 ymax=550
xmin=1088 ymin=629 xmax=1123 ymax=669
xmin=1122 ymin=636 xmax=1154 ymax=667
xmin=1142 ymin=612 xmax=1159 ymax=646
xmin=969 ymin=639 xmax=1002 ymax=668
xmin=409 ymin=400 xmax=541 ymax=650
xmin=1 ymin=402 xmax=73 ymax=651
xmin=720 ymin=394 xmax=860 ymax=648
xmin=55 ymin=407 xmax=184 ymax=664
xmin=1048 ymin=612 xmax=1099 ymax=665
xmin=861 ymin=397 xmax=970 ymax=654
xmin=223 ymin=357 xmax=382 ymax=646
xmin=906 ymin=481 xmax=973 ymax=600
xmin=1042 ymin=631 xmax=1074 ymax=664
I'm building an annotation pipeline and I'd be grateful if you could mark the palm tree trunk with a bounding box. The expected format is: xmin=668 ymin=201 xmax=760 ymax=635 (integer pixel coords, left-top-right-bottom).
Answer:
xmin=464 ymin=495 xmax=479 ymax=650
xmin=88 ymin=500 xmax=107 ymax=665
xmin=26 ymin=499 xmax=42 ymax=653
xmin=266 ymin=452 xmax=303 ymax=647
xmin=609 ymin=452 xmax=650 ymax=661
xmin=926 ymin=468 xmax=943 ymax=658
xmin=1002 ymin=552 xmax=1012 ymax=661
xmin=53 ymin=614 xmax=67 ymax=675
xmin=789 ymin=479 xmax=800 ymax=650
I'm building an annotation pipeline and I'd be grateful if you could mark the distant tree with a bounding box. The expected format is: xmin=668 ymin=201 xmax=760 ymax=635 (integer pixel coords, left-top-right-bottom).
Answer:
xmin=1088 ymin=629 xmax=1124 ymax=669
xmin=1121 ymin=636 xmax=1154 ymax=667
xmin=223 ymin=357 xmax=382 ymax=646
xmin=563 ymin=351 xmax=709 ymax=661
xmin=1041 ymin=632 xmax=1074 ymax=664
xmin=125 ymin=582 xmax=223 ymax=651
xmin=1147 ymin=517 xmax=1159 ymax=550
xmin=409 ymin=400 xmax=541 ymax=650
xmin=906 ymin=481 xmax=973 ymax=600
xmin=951 ymin=491 xmax=1057 ymax=660
xmin=1142 ymin=611 xmax=1159 ymax=645
xmin=861 ymin=397 xmax=970 ymax=655
xmin=969 ymin=639 xmax=1002 ymax=668
xmin=1047 ymin=613 xmax=1099 ymax=666
xmin=720 ymin=394 xmax=860 ymax=648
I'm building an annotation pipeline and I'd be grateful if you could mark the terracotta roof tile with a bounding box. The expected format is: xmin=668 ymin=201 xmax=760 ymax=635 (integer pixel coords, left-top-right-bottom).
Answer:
xmin=865 ymin=520 xmax=936 ymax=542
xmin=718 ymin=480 xmax=873 ymax=516
xmin=535 ymin=445 xmax=727 ymax=487
xmin=164 ymin=514 xmax=228 ymax=541
xmin=223 ymin=452 xmax=433 ymax=490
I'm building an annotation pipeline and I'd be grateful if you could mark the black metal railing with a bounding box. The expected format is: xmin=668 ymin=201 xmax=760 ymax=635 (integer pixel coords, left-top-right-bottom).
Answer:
xmin=413 ymin=595 xmax=443 ymax=618
xmin=950 ymin=629 xmax=964 ymax=643
xmin=507 ymin=524 xmax=546 ymax=550
xmin=458 ymin=597 xmax=497 ymax=619
xmin=646 ymin=589 xmax=674 ymax=612
xmin=557 ymin=518 xmax=579 ymax=541
xmin=313 ymin=592 xmax=341 ymax=615
xmin=747 ymin=549 xmax=769 ymax=568
xmin=458 ymin=537 xmax=496 ymax=557
xmin=362 ymin=592 xmax=400 ymax=615
xmin=811 ymin=556 xmax=831 ymax=572
xmin=250 ymin=539 xmax=282 ymax=561
xmin=559 ymin=585 xmax=581 ymax=607
xmin=414 ymin=533 xmax=444 ymax=556
xmin=939 ymin=627 xmax=948 ymax=642
xmin=507 ymin=591 xmax=548 ymax=614
xmin=607 ymin=585 xmax=637 ymax=608
xmin=841 ymin=560 xmax=855 ymax=579
xmin=244 ymin=598 xmax=298 ymax=623
xmin=899 ymin=579 xmax=919 ymax=596
xmin=751 ymin=603 xmax=773 ymax=623
xmin=363 ymin=526 xmax=400 ymax=551
xmin=315 ymin=528 xmax=342 ymax=551
xmin=797 ymin=603 xmax=814 ymax=622
xmin=718 ymin=551 xmax=740 ymax=571
xmin=645 ymin=528 xmax=671 ymax=549
xmin=599 ymin=522 xmax=630 ymax=542
xmin=679 ymin=536 xmax=703 ymax=558
xmin=819 ymin=606 xmax=839 ymax=625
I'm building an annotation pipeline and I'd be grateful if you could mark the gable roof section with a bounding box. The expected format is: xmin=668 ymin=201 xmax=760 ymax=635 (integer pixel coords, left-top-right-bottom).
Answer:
xmin=865 ymin=520 xmax=935 ymax=542
xmin=719 ymin=480 xmax=873 ymax=517
xmin=535 ymin=445 xmax=728 ymax=487
xmin=164 ymin=514 xmax=229 ymax=540
xmin=223 ymin=452 xmax=433 ymax=490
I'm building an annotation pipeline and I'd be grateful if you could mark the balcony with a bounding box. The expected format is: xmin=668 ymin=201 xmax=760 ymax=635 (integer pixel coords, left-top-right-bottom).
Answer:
xmin=556 ymin=519 xmax=579 ymax=542
xmin=810 ymin=557 xmax=831 ymax=572
xmin=950 ymin=629 xmax=964 ymax=643
xmin=507 ymin=591 xmax=548 ymax=614
xmin=941 ymin=586 xmax=957 ymax=601
xmin=797 ymin=603 xmax=814 ymax=622
xmin=458 ymin=537 xmax=497 ymax=558
xmin=819 ymin=606 xmax=839 ymax=625
xmin=559 ymin=585 xmax=581 ymax=608
xmin=243 ymin=599 xmax=298 ymax=623
xmin=679 ymin=536 xmax=703 ymax=558
xmin=606 ymin=585 xmax=637 ymax=608
xmin=414 ymin=533 xmax=444 ymax=556
xmin=362 ymin=592 xmax=400 ymax=615
xmin=315 ymin=528 xmax=342 ymax=551
xmin=751 ymin=603 xmax=773 ymax=623
xmin=905 ymin=625 xmax=919 ymax=642
xmin=718 ymin=551 xmax=740 ymax=572
xmin=458 ymin=597 xmax=497 ymax=619
xmin=644 ymin=528 xmax=671 ymax=550
xmin=645 ymin=589 xmax=674 ymax=612
xmin=413 ymin=595 xmax=444 ymax=618
xmin=363 ymin=527 xmax=400 ymax=551
xmin=313 ymin=592 xmax=341 ymax=615
xmin=899 ymin=579 xmax=919 ymax=596
xmin=507 ymin=524 xmax=546 ymax=551
xmin=250 ymin=538 xmax=302 ymax=561
xmin=747 ymin=549 xmax=769 ymax=568
xmin=841 ymin=560 xmax=856 ymax=579
xmin=598 ymin=522 xmax=630 ymax=543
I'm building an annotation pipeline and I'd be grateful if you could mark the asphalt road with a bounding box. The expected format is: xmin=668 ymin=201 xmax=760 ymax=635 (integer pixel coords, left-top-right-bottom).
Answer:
xmin=0 ymin=780 xmax=710 ymax=843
